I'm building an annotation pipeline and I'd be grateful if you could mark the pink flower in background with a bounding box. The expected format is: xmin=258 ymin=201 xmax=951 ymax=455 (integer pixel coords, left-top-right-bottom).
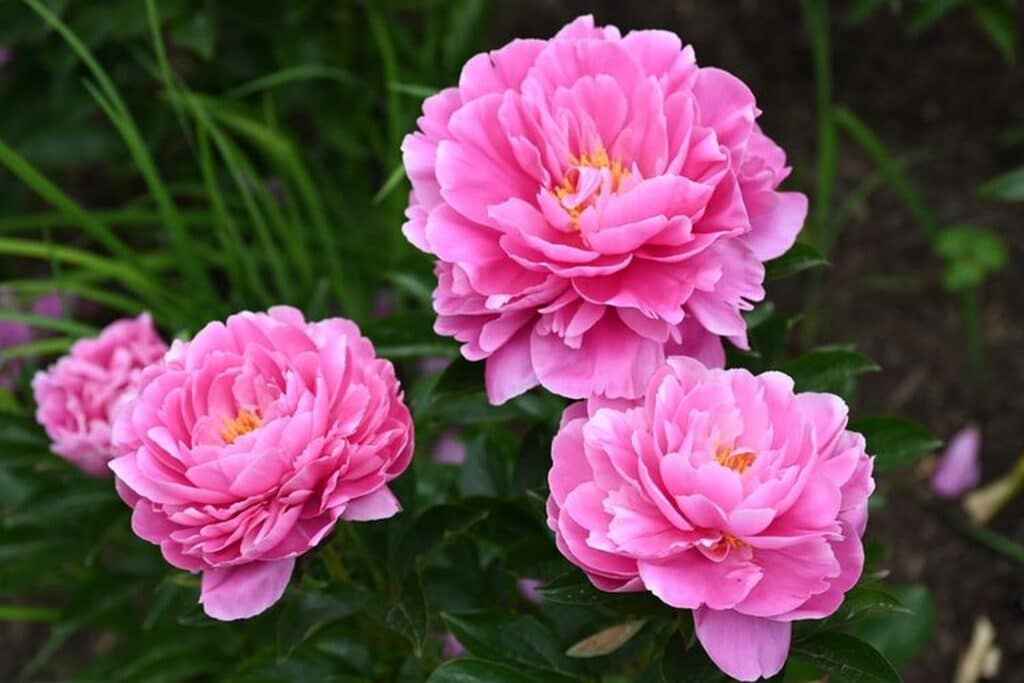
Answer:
xmin=432 ymin=429 xmax=467 ymax=465
xmin=516 ymin=577 xmax=544 ymax=604
xmin=442 ymin=632 xmax=466 ymax=659
xmin=403 ymin=15 xmax=806 ymax=404
xmin=547 ymin=357 xmax=873 ymax=681
xmin=932 ymin=425 xmax=981 ymax=499
xmin=110 ymin=307 xmax=414 ymax=621
xmin=0 ymin=293 xmax=32 ymax=389
xmin=32 ymin=313 xmax=166 ymax=477
xmin=0 ymin=291 xmax=69 ymax=388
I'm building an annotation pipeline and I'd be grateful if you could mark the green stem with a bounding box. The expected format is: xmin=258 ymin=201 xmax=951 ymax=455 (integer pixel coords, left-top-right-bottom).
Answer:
xmin=321 ymin=542 xmax=349 ymax=582
xmin=960 ymin=288 xmax=984 ymax=380
xmin=800 ymin=0 xmax=836 ymax=253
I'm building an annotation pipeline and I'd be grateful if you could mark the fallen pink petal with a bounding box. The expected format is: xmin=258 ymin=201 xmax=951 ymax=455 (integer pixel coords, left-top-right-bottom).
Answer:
xmin=932 ymin=425 xmax=982 ymax=499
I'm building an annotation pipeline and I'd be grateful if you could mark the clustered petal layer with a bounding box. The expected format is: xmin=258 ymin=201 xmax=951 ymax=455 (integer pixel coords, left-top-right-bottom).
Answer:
xmin=403 ymin=15 xmax=807 ymax=403
xmin=547 ymin=357 xmax=874 ymax=681
xmin=109 ymin=306 xmax=414 ymax=620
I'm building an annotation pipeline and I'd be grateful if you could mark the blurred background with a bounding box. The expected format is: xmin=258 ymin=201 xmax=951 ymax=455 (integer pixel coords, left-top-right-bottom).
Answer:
xmin=0 ymin=1 xmax=1021 ymax=681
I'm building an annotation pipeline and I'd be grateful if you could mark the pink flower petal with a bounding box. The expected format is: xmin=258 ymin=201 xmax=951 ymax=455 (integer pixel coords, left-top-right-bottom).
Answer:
xmin=932 ymin=425 xmax=981 ymax=498
xmin=694 ymin=608 xmax=790 ymax=682
xmin=199 ymin=558 xmax=295 ymax=621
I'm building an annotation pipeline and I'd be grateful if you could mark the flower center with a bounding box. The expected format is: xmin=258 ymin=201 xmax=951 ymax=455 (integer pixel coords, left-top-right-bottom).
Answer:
xmin=551 ymin=147 xmax=631 ymax=229
xmin=715 ymin=444 xmax=756 ymax=474
xmin=712 ymin=533 xmax=745 ymax=553
xmin=221 ymin=409 xmax=262 ymax=444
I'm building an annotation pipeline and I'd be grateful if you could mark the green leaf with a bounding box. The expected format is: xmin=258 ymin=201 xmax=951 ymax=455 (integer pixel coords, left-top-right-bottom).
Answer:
xmin=827 ymin=585 xmax=911 ymax=626
xmin=979 ymin=165 xmax=1024 ymax=201
xmin=418 ymin=358 xmax=526 ymax=424
xmin=458 ymin=433 xmax=509 ymax=498
xmin=0 ymin=604 xmax=60 ymax=622
xmin=512 ymin=424 xmax=555 ymax=493
xmin=765 ymin=243 xmax=829 ymax=281
xmin=565 ymin=619 xmax=647 ymax=658
xmin=0 ymin=412 xmax=49 ymax=449
xmin=659 ymin=633 xmax=727 ymax=683
xmin=779 ymin=346 xmax=879 ymax=396
xmin=428 ymin=658 xmax=574 ymax=683
xmin=276 ymin=583 xmax=368 ymax=655
xmin=973 ymin=0 xmax=1017 ymax=63
xmin=441 ymin=612 xmax=578 ymax=676
xmin=908 ymin=0 xmax=966 ymax=34
xmin=834 ymin=107 xmax=939 ymax=239
xmin=792 ymin=632 xmax=900 ymax=682
xmin=851 ymin=416 xmax=942 ymax=472
xmin=537 ymin=571 xmax=664 ymax=615
xmin=849 ymin=584 xmax=935 ymax=668
xmin=935 ymin=225 xmax=1009 ymax=291
xmin=170 ymin=10 xmax=215 ymax=60
xmin=393 ymin=503 xmax=489 ymax=579
xmin=386 ymin=575 xmax=429 ymax=657
xmin=843 ymin=0 xmax=890 ymax=26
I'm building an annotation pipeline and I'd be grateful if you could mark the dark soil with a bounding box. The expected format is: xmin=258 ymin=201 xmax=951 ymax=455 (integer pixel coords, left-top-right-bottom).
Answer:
xmin=491 ymin=2 xmax=1024 ymax=681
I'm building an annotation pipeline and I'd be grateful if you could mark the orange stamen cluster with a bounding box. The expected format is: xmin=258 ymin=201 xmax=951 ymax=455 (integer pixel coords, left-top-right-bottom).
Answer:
xmin=711 ymin=533 xmax=746 ymax=554
xmin=221 ymin=409 xmax=262 ymax=444
xmin=715 ymin=444 xmax=756 ymax=474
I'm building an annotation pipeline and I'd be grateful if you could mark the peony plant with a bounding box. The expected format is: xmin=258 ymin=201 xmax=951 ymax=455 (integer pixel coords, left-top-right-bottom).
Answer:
xmin=1 ymin=6 xmax=951 ymax=683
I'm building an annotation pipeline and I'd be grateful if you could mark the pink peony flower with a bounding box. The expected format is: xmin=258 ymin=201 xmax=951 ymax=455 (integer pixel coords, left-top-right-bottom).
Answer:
xmin=546 ymin=357 xmax=873 ymax=681
xmin=32 ymin=313 xmax=167 ymax=477
xmin=109 ymin=306 xmax=414 ymax=621
xmin=402 ymin=15 xmax=806 ymax=404
xmin=932 ymin=425 xmax=981 ymax=499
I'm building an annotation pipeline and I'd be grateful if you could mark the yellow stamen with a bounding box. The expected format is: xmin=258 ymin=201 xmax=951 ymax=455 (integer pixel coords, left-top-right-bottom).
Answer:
xmin=550 ymin=147 xmax=631 ymax=228
xmin=712 ymin=533 xmax=746 ymax=554
xmin=221 ymin=409 xmax=262 ymax=444
xmin=715 ymin=444 xmax=756 ymax=474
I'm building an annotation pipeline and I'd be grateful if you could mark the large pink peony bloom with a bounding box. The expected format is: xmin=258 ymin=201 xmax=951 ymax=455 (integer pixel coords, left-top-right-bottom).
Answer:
xmin=32 ymin=313 xmax=167 ymax=477
xmin=110 ymin=307 xmax=414 ymax=620
xmin=547 ymin=357 xmax=873 ymax=681
xmin=403 ymin=15 xmax=806 ymax=404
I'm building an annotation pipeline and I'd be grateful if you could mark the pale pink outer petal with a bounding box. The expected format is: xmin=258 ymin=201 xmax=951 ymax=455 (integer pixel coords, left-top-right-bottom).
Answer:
xmin=341 ymin=486 xmax=402 ymax=521
xmin=745 ymin=191 xmax=807 ymax=261
xmin=199 ymin=557 xmax=296 ymax=621
xmin=694 ymin=608 xmax=790 ymax=682
xmin=485 ymin=326 xmax=539 ymax=404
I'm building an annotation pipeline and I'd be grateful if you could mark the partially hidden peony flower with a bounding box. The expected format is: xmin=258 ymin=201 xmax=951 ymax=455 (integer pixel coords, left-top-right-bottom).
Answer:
xmin=32 ymin=313 xmax=167 ymax=477
xmin=932 ymin=425 xmax=981 ymax=499
xmin=432 ymin=429 xmax=468 ymax=465
xmin=1 ymin=291 xmax=70 ymax=388
xmin=402 ymin=15 xmax=806 ymax=404
xmin=547 ymin=357 xmax=873 ymax=681
xmin=516 ymin=577 xmax=544 ymax=604
xmin=110 ymin=306 xmax=414 ymax=620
